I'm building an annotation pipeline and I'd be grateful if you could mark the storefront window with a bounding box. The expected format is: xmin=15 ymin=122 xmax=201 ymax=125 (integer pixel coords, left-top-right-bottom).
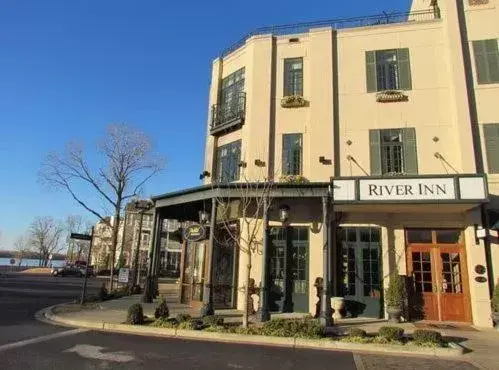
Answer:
xmin=436 ymin=229 xmax=461 ymax=244
xmin=406 ymin=229 xmax=432 ymax=244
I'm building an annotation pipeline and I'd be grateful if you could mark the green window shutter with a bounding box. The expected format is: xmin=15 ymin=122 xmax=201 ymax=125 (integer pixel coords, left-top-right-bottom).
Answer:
xmin=473 ymin=40 xmax=490 ymax=84
xmin=397 ymin=48 xmax=412 ymax=90
xmin=366 ymin=51 xmax=377 ymax=93
xmin=369 ymin=130 xmax=382 ymax=175
xmin=484 ymin=124 xmax=499 ymax=173
xmin=485 ymin=39 xmax=499 ymax=83
xmin=401 ymin=128 xmax=418 ymax=174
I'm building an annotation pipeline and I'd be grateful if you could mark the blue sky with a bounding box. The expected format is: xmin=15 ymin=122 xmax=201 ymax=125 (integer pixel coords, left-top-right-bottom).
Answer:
xmin=0 ymin=0 xmax=411 ymax=249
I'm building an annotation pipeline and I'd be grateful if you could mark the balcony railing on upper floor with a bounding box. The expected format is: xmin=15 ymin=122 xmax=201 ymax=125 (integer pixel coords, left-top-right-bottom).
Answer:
xmin=210 ymin=92 xmax=246 ymax=135
xmin=221 ymin=9 xmax=440 ymax=57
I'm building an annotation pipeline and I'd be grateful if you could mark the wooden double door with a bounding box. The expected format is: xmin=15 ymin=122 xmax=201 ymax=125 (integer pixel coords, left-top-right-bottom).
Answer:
xmin=406 ymin=229 xmax=471 ymax=323
xmin=180 ymin=238 xmax=238 ymax=309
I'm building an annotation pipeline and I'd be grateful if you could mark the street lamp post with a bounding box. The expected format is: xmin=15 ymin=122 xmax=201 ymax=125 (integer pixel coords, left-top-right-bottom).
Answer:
xmin=132 ymin=199 xmax=153 ymax=288
xmin=71 ymin=229 xmax=94 ymax=305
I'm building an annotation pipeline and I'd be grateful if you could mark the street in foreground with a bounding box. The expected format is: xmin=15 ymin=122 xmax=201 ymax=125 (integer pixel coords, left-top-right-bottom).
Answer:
xmin=0 ymin=274 xmax=479 ymax=369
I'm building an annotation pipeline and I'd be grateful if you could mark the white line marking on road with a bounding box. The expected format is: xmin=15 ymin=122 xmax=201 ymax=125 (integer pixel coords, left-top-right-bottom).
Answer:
xmin=353 ymin=354 xmax=365 ymax=370
xmin=65 ymin=344 xmax=136 ymax=363
xmin=0 ymin=328 xmax=88 ymax=352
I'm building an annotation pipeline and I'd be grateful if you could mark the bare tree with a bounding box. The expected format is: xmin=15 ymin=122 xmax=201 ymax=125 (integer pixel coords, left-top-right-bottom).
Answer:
xmin=39 ymin=124 xmax=164 ymax=289
xmin=13 ymin=234 xmax=31 ymax=266
xmin=28 ymin=217 xmax=64 ymax=267
xmin=214 ymin=170 xmax=274 ymax=328
xmin=65 ymin=215 xmax=92 ymax=263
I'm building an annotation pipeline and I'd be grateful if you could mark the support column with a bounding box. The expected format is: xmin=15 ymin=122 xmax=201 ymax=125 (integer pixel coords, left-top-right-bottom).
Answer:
xmin=201 ymin=197 xmax=217 ymax=316
xmin=142 ymin=209 xmax=160 ymax=303
xmin=282 ymin=225 xmax=293 ymax=313
xmin=256 ymin=197 xmax=270 ymax=321
xmin=320 ymin=195 xmax=333 ymax=326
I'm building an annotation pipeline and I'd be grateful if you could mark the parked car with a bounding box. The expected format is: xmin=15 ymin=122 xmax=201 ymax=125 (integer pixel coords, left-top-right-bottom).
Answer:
xmin=52 ymin=265 xmax=83 ymax=277
xmin=79 ymin=265 xmax=94 ymax=277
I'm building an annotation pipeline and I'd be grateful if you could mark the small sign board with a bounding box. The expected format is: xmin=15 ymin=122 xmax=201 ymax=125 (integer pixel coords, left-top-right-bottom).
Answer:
xmin=70 ymin=233 xmax=92 ymax=241
xmin=118 ymin=268 xmax=130 ymax=283
xmin=183 ymin=224 xmax=206 ymax=242
xmin=9 ymin=258 xmax=15 ymax=265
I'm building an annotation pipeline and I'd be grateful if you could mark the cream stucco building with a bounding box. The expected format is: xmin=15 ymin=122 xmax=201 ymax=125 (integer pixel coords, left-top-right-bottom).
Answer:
xmin=147 ymin=0 xmax=499 ymax=327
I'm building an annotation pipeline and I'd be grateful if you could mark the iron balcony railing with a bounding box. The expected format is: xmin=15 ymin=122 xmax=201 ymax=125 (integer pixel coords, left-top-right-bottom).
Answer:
xmin=211 ymin=91 xmax=246 ymax=132
xmin=221 ymin=9 xmax=440 ymax=57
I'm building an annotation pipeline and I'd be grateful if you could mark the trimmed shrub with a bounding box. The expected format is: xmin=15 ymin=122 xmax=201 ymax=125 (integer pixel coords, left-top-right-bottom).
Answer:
xmin=126 ymin=303 xmax=144 ymax=325
xmin=385 ymin=271 xmax=405 ymax=309
xmin=412 ymin=329 xmax=443 ymax=344
xmin=261 ymin=317 xmax=324 ymax=339
xmin=347 ymin=328 xmax=367 ymax=338
xmin=378 ymin=326 xmax=404 ymax=342
xmin=178 ymin=319 xmax=202 ymax=330
xmin=202 ymin=315 xmax=224 ymax=327
xmin=152 ymin=318 xmax=177 ymax=329
xmin=176 ymin=313 xmax=192 ymax=323
xmin=492 ymin=280 xmax=499 ymax=313
xmin=131 ymin=285 xmax=142 ymax=295
xmin=154 ymin=298 xmax=170 ymax=320
xmin=98 ymin=284 xmax=108 ymax=301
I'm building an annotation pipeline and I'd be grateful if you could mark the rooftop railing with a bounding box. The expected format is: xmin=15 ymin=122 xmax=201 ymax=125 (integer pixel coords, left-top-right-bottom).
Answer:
xmin=221 ymin=9 xmax=439 ymax=57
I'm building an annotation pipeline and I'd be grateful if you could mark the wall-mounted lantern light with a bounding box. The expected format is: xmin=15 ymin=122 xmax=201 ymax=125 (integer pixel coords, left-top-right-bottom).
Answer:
xmin=279 ymin=205 xmax=290 ymax=224
xmin=199 ymin=171 xmax=210 ymax=180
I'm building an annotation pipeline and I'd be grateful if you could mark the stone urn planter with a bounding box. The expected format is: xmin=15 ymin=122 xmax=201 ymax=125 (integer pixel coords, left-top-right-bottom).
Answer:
xmin=385 ymin=270 xmax=405 ymax=323
xmin=331 ymin=297 xmax=345 ymax=320
xmin=387 ymin=306 xmax=403 ymax=323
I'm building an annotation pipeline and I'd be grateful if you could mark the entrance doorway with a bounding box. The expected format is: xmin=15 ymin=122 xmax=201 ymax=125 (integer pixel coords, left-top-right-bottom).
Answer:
xmin=340 ymin=227 xmax=382 ymax=318
xmin=269 ymin=227 xmax=309 ymax=313
xmin=406 ymin=229 xmax=471 ymax=323
xmin=180 ymin=241 xmax=206 ymax=308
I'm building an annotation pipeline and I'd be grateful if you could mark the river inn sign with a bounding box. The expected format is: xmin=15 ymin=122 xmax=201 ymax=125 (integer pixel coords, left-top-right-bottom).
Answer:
xmin=331 ymin=176 xmax=487 ymax=202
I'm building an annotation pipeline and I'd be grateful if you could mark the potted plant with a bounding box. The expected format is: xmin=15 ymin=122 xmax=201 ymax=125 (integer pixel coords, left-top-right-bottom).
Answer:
xmin=385 ymin=271 xmax=405 ymax=323
xmin=492 ymin=280 xmax=499 ymax=330
xmin=280 ymin=95 xmax=307 ymax=108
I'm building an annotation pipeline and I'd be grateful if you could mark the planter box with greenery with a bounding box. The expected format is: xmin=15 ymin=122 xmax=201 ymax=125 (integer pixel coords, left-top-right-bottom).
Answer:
xmin=279 ymin=175 xmax=309 ymax=184
xmin=280 ymin=95 xmax=307 ymax=108
xmin=385 ymin=271 xmax=405 ymax=323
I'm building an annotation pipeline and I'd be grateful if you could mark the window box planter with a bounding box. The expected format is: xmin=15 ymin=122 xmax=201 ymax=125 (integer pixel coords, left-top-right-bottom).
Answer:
xmin=279 ymin=175 xmax=309 ymax=184
xmin=376 ymin=90 xmax=408 ymax=103
xmin=281 ymin=95 xmax=307 ymax=108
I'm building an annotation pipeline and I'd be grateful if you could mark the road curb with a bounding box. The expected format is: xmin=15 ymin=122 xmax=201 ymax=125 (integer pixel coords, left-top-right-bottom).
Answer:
xmin=40 ymin=307 xmax=464 ymax=357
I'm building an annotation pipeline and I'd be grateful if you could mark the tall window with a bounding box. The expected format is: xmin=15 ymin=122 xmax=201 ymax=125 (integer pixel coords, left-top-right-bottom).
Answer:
xmin=369 ymin=128 xmax=418 ymax=175
xmin=283 ymin=58 xmax=303 ymax=96
xmin=220 ymin=68 xmax=245 ymax=108
xmin=484 ymin=123 xmax=499 ymax=173
xmin=282 ymin=133 xmax=302 ymax=175
xmin=218 ymin=68 xmax=245 ymax=123
xmin=216 ymin=140 xmax=241 ymax=183
xmin=366 ymin=49 xmax=412 ymax=92
xmin=473 ymin=39 xmax=499 ymax=84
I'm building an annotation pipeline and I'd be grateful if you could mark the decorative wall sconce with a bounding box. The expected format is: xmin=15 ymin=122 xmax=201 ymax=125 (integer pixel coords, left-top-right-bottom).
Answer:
xmin=346 ymin=140 xmax=352 ymax=146
xmin=199 ymin=210 xmax=210 ymax=224
xmin=319 ymin=156 xmax=332 ymax=165
xmin=199 ymin=171 xmax=210 ymax=180
xmin=279 ymin=205 xmax=290 ymax=223
xmin=238 ymin=161 xmax=247 ymax=168
xmin=254 ymin=159 xmax=266 ymax=167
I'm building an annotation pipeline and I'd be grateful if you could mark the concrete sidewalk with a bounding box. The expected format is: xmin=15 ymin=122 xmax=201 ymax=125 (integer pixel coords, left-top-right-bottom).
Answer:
xmin=42 ymin=288 xmax=499 ymax=369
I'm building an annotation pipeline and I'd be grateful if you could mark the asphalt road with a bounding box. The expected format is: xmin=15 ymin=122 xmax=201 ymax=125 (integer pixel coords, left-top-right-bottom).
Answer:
xmin=0 ymin=274 xmax=479 ymax=369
